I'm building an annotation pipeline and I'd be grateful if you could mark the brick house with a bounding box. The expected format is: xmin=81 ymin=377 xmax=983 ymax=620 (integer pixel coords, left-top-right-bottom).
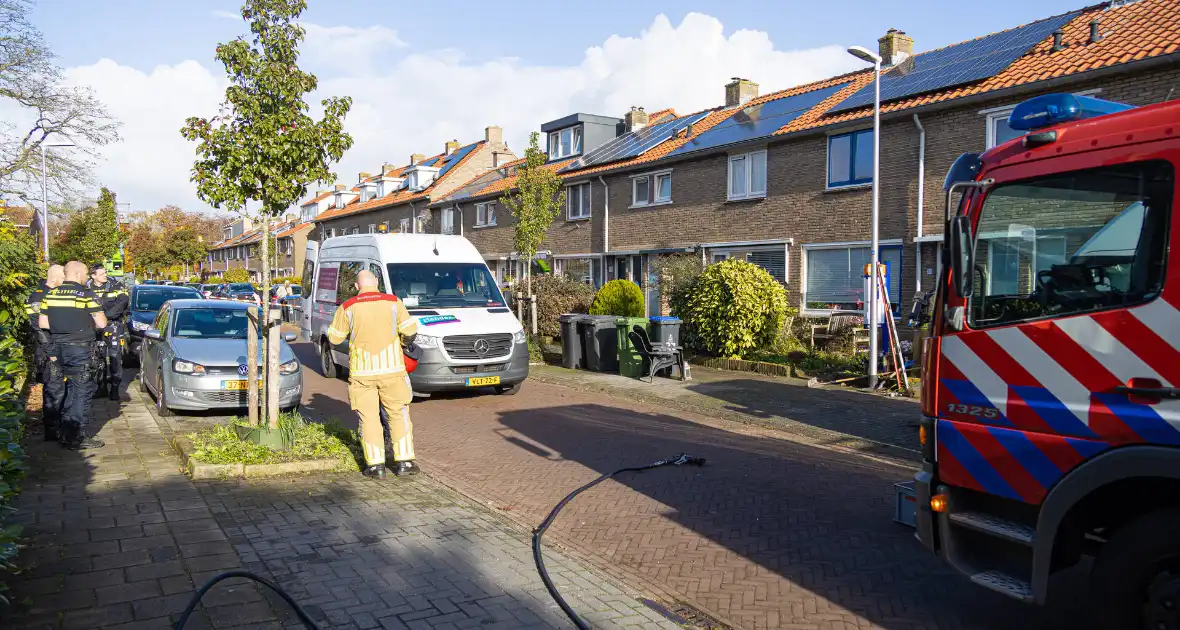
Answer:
xmin=206 ymin=216 xmax=305 ymax=282
xmin=429 ymin=0 xmax=1180 ymax=317
xmin=310 ymin=127 xmax=515 ymax=240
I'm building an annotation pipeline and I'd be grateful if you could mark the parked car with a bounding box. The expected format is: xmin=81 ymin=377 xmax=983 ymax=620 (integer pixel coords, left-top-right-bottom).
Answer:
xmin=127 ymin=284 xmax=203 ymax=363
xmin=139 ymin=299 xmax=302 ymax=416
xmin=225 ymin=282 xmax=260 ymax=304
xmin=199 ymin=284 xmax=219 ymax=299
xmin=183 ymin=283 xmax=202 ymax=291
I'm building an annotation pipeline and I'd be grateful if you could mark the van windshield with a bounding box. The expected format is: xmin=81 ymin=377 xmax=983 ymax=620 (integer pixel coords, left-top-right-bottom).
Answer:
xmin=386 ymin=263 xmax=505 ymax=308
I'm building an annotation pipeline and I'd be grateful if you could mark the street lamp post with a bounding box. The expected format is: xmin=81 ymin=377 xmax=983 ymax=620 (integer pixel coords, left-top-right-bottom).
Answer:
xmin=847 ymin=45 xmax=882 ymax=389
xmin=39 ymin=142 xmax=75 ymax=260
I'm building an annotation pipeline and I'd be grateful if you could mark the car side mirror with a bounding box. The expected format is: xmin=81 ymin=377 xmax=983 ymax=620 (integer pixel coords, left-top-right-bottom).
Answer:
xmin=949 ymin=215 xmax=975 ymax=298
xmin=145 ymin=329 xmax=162 ymax=340
xmin=282 ymin=332 xmax=297 ymax=343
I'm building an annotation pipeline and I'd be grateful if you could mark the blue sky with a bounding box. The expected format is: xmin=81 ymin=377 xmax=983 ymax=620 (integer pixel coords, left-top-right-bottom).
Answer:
xmin=27 ymin=0 xmax=1086 ymax=215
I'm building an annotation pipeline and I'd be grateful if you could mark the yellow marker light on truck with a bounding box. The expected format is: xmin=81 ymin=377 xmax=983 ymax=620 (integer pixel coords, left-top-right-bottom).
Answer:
xmin=919 ymin=425 xmax=928 ymax=446
xmin=930 ymin=494 xmax=948 ymax=513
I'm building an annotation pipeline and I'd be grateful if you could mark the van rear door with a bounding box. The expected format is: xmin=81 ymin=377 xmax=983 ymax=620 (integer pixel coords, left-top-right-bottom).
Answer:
xmin=299 ymin=240 xmax=319 ymax=337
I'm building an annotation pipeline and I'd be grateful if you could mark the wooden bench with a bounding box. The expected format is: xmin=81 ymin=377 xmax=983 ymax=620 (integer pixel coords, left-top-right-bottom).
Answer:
xmin=810 ymin=313 xmax=871 ymax=352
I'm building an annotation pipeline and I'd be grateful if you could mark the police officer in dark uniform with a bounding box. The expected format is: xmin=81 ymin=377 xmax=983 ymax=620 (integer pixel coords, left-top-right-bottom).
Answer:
xmin=87 ymin=263 xmax=129 ymax=401
xmin=25 ymin=265 xmax=66 ymax=441
xmin=41 ymin=261 xmax=108 ymax=450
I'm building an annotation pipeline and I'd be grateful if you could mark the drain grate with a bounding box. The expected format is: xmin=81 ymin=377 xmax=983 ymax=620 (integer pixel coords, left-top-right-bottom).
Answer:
xmin=641 ymin=598 xmax=728 ymax=629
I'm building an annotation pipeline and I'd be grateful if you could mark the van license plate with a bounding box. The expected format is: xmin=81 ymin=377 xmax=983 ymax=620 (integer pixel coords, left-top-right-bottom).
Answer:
xmin=466 ymin=376 xmax=500 ymax=387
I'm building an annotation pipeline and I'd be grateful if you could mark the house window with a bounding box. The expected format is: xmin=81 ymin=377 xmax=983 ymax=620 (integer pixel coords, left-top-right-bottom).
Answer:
xmin=567 ymin=182 xmax=591 ymax=220
xmin=986 ymin=110 xmax=1024 ymax=149
xmin=476 ymin=202 xmax=496 ymax=227
xmin=631 ymin=170 xmax=673 ymax=207
xmin=728 ymin=150 xmax=767 ymax=200
xmin=350 ymin=227 xmax=359 ymax=235
xmin=441 ymin=208 xmax=455 ymax=234
xmin=399 ymin=218 xmax=411 ymax=233
xmin=804 ymin=244 xmax=902 ymax=312
xmin=557 ymin=257 xmax=596 ymax=286
xmin=367 ymin=224 xmax=376 ymax=234
xmin=548 ymin=126 xmax=583 ymax=160
xmin=327 ymin=228 xmax=336 ymax=239
xmin=709 ymin=245 xmax=788 ymax=284
xmin=827 ymin=129 xmax=873 ymax=188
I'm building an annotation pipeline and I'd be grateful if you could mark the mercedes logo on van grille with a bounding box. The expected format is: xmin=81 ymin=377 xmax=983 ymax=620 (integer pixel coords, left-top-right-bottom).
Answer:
xmin=473 ymin=339 xmax=490 ymax=355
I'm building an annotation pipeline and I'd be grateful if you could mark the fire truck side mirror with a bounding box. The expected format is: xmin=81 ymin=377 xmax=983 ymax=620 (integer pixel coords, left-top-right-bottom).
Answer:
xmin=949 ymin=215 xmax=974 ymax=298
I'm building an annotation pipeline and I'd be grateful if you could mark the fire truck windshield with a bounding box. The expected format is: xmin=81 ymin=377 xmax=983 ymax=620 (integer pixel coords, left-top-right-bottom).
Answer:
xmin=966 ymin=160 xmax=1172 ymax=328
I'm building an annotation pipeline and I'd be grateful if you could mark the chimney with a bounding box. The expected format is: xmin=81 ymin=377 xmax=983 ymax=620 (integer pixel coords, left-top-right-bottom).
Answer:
xmin=358 ymin=171 xmax=371 ymax=183
xmin=444 ymin=140 xmax=460 ymax=156
xmin=334 ymin=184 xmax=347 ymax=192
xmin=624 ymin=106 xmax=649 ymax=132
xmin=485 ymin=125 xmax=503 ymax=144
xmin=1051 ymin=29 xmax=1065 ymax=52
xmin=878 ymin=28 xmax=914 ymax=66
xmin=1089 ymin=18 xmax=1102 ymax=44
xmin=381 ymin=163 xmax=397 ymax=174
xmin=724 ymin=78 xmax=759 ymax=108
xmin=410 ymin=153 xmax=425 ymax=165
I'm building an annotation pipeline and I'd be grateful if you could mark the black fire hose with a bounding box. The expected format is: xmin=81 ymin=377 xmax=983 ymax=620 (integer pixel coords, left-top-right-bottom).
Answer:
xmin=532 ymin=453 xmax=707 ymax=630
xmin=176 ymin=454 xmax=706 ymax=630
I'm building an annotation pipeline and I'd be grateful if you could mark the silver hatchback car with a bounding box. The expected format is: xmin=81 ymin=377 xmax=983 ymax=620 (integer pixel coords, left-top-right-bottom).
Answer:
xmin=138 ymin=299 xmax=302 ymax=416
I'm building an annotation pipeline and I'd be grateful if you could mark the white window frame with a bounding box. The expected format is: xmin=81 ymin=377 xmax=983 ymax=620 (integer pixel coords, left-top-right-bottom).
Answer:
xmin=981 ymin=88 xmax=1101 ymax=149
xmin=441 ymin=208 xmax=455 ymax=235
xmin=800 ymin=239 xmax=904 ymax=317
xmin=727 ymin=149 xmax=767 ymax=201
xmin=706 ymin=242 xmax=790 ymax=285
xmin=630 ymin=169 xmax=673 ymax=208
xmin=475 ymin=202 xmax=497 ymax=227
xmin=367 ymin=224 xmax=376 ymax=234
xmin=547 ymin=126 xmax=583 ymax=160
xmin=399 ymin=218 xmax=411 ymax=233
xmin=567 ymin=182 xmax=592 ymax=220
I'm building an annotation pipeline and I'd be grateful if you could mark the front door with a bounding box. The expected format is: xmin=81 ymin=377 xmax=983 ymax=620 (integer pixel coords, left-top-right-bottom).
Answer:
xmin=936 ymin=157 xmax=1178 ymax=505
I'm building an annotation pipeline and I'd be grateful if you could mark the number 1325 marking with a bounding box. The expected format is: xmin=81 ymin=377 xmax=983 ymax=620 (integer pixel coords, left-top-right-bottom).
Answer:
xmin=945 ymin=403 xmax=1000 ymax=419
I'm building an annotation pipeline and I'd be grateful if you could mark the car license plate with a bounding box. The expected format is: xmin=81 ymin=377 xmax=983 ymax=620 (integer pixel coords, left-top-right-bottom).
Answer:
xmin=466 ymin=376 xmax=500 ymax=387
xmin=222 ymin=380 xmax=263 ymax=391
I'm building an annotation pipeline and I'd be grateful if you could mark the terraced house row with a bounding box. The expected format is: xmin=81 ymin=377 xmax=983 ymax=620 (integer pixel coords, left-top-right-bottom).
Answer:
xmin=209 ymin=0 xmax=1180 ymax=317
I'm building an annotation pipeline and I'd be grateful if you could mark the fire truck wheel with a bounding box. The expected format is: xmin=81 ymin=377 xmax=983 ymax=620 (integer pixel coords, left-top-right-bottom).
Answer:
xmin=1090 ymin=509 xmax=1180 ymax=630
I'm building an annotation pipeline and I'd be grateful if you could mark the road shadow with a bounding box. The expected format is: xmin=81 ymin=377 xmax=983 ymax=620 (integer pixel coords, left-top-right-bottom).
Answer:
xmin=493 ymin=402 xmax=1091 ymax=630
xmin=686 ymin=377 xmax=919 ymax=451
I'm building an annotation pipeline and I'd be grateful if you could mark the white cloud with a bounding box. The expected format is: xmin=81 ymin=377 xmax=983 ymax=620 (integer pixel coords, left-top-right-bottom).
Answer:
xmin=211 ymin=9 xmax=240 ymax=20
xmin=60 ymin=12 xmax=859 ymax=215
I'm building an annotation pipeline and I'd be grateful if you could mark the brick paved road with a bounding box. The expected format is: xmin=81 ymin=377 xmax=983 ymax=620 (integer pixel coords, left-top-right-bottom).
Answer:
xmin=3 ymin=377 xmax=679 ymax=630
xmin=291 ymin=342 xmax=1092 ymax=630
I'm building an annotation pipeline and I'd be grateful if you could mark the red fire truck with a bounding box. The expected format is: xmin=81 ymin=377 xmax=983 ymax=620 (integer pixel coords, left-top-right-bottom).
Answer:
xmin=915 ymin=92 xmax=1180 ymax=629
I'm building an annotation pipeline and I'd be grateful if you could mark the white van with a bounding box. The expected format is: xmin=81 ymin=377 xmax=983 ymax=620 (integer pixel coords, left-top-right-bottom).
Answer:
xmin=300 ymin=234 xmax=528 ymax=395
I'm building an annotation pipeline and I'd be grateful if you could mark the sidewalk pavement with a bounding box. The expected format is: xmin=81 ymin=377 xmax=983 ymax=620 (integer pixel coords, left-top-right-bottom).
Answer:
xmin=2 ymin=379 xmax=681 ymax=629
xmin=530 ymin=364 xmax=921 ymax=466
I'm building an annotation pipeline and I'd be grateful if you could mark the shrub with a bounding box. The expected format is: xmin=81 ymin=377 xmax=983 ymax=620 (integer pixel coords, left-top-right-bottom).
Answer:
xmin=671 ymin=258 xmax=788 ymax=358
xmin=222 ymin=268 xmax=250 ymax=283
xmin=589 ymin=279 xmax=644 ymax=317
xmin=0 ymin=223 xmax=38 ymax=603
xmin=525 ymin=275 xmax=595 ymax=338
xmin=651 ymin=253 xmax=703 ymax=303
xmin=188 ymin=276 xmax=200 ymax=284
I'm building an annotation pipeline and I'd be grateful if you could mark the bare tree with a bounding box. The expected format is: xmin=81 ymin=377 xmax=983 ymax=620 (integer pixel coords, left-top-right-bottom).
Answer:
xmin=0 ymin=0 xmax=120 ymax=202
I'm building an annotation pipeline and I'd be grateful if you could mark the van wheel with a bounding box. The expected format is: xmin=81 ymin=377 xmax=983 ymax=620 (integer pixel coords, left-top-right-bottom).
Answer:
xmin=320 ymin=339 xmax=338 ymax=379
xmin=1090 ymin=509 xmax=1180 ymax=630
xmin=495 ymin=384 xmax=520 ymax=396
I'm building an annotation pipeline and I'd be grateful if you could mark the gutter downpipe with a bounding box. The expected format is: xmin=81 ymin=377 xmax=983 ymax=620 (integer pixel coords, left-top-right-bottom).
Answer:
xmin=598 ymin=176 xmax=609 ymax=283
xmin=409 ymin=200 xmax=417 ymax=234
xmin=913 ymin=113 xmax=926 ymax=296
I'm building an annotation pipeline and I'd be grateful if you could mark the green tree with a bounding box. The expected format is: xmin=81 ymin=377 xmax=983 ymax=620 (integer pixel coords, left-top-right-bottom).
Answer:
xmin=499 ymin=131 xmax=565 ymax=333
xmin=48 ymin=187 xmax=122 ymax=265
xmin=164 ymin=227 xmax=208 ymax=278
xmin=223 ymin=267 xmax=250 ymax=283
xmin=180 ymin=0 xmax=353 ymax=429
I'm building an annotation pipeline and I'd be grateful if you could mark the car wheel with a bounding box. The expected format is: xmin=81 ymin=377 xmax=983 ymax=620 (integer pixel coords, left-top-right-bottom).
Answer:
xmin=1090 ymin=509 xmax=1180 ymax=630
xmin=495 ymin=384 xmax=520 ymax=396
xmin=320 ymin=339 xmax=338 ymax=379
xmin=139 ymin=373 xmax=149 ymax=394
xmin=156 ymin=370 xmax=174 ymax=417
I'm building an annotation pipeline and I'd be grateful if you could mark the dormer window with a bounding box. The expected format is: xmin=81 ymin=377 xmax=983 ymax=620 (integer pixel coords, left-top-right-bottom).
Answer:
xmin=360 ymin=182 xmax=378 ymax=202
xmin=548 ymin=126 xmax=582 ymax=160
xmin=377 ymin=177 xmax=404 ymax=198
xmin=405 ymin=166 xmax=440 ymax=192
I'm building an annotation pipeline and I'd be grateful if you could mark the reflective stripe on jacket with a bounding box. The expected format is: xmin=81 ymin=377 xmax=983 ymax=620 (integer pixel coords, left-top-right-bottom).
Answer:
xmin=326 ymin=291 xmax=419 ymax=377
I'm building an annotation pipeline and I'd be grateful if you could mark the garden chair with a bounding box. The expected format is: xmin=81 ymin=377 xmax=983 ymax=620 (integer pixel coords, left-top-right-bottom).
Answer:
xmin=628 ymin=327 xmax=683 ymax=383
xmin=810 ymin=313 xmax=871 ymax=352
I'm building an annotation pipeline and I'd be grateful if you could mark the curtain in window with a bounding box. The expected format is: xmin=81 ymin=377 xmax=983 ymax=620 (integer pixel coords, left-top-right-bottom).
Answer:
xmin=806 ymin=246 xmax=901 ymax=308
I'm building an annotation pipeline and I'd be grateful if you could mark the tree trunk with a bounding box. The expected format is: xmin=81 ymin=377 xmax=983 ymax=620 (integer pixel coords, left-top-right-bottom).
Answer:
xmin=247 ymin=305 xmax=259 ymax=426
xmin=260 ymin=215 xmax=279 ymax=429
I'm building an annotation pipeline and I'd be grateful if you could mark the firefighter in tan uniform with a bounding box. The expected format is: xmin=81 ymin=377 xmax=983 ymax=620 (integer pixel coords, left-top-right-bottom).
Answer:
xmin=326 ymin=270 xmax=420 ymax=479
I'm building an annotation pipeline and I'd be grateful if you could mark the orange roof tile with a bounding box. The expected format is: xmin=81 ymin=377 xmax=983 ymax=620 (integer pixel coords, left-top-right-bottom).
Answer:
xmin=276 ymin=221 xmax=314 ymax=238
xmin=313 ymin=141 xmax=487 ymax=223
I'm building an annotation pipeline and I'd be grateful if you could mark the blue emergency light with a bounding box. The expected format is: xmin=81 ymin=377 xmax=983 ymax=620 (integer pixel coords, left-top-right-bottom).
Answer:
xmin=1008 ymin=93 xmax=1134 ymax=132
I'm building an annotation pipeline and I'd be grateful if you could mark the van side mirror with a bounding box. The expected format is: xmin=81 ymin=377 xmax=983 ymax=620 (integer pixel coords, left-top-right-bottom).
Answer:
xmin=949 ymin=215 xmax=974 ymax=298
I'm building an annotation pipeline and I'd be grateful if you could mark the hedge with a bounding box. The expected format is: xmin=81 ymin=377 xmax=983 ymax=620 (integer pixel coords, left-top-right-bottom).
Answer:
xmin=524 ymin=275 xmax=595 ymax=338
xmin=589 ymin=279 xmax=644 ymax=317
xmin=671 ymin=258 xmax=788 ymax=359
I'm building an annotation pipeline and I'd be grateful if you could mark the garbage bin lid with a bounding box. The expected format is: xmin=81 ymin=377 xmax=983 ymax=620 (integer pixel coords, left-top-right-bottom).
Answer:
xmin=650 ymin=316 xmax=680 ymax=322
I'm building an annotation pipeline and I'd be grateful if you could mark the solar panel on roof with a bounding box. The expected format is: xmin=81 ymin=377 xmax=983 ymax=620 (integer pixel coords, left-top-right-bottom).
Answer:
xmin=560 ymin=112 xmax=710 ymax=172
xmin=438 ymin=143 xmax=478 ymax=177
xmin=668 ymin=83 xmax=848 ymax=158
xmin=830 ymin=11 xmax=1079 ymax=114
